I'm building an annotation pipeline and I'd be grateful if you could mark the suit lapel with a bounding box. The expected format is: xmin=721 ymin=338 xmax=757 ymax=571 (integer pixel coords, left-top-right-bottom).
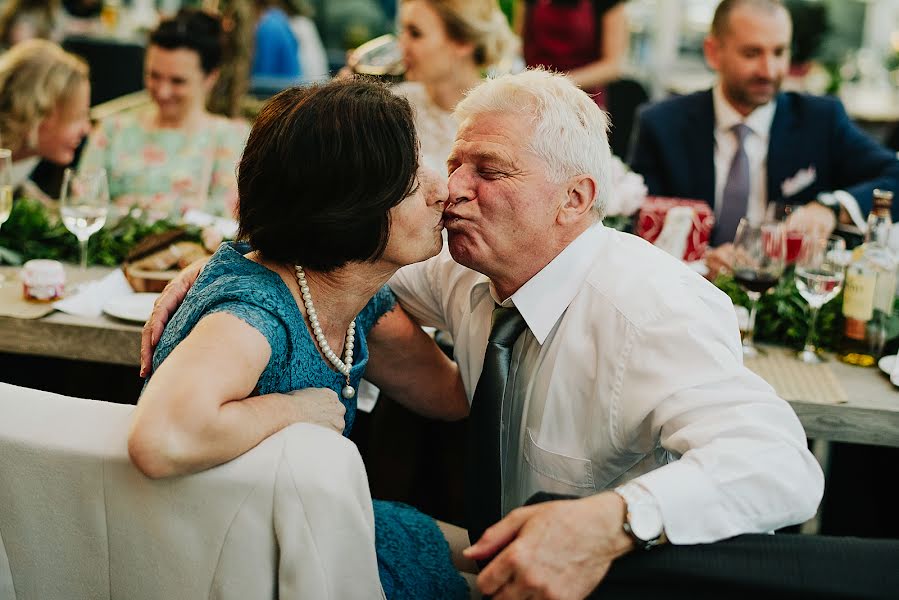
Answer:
xmin=766 ymin=93 xmax=795 ymax=205
xmin=685 ymin=90 xmax=716 ymax=208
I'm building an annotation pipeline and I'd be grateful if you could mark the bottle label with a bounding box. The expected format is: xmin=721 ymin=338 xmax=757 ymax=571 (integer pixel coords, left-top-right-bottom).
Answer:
xmin=843 ymin=271 xmax=876 ymax=321
xmin=844 ymin=317 xmax=867 ymax=341
xmin=874 ymin=270 xmax=897 ymax=313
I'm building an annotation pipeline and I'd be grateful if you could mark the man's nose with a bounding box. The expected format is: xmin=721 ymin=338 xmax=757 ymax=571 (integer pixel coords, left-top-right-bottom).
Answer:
xmin=447 ymin=166 xmax=473 ymax=205
xmin=758 ymin=54 xmax=775 ymax=78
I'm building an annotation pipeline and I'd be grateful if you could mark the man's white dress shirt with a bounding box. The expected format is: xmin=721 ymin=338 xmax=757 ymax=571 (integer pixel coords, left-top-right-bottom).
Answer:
xmin=390 ymin=223 xmax=824 ymax=544
xmin=712 ymin=83 xmax=865 ymax=229
xmin=713 ymin=85 xmax=775 ymax=226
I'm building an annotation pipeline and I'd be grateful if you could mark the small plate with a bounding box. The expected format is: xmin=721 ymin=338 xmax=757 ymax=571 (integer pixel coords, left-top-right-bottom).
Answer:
xmin=102 ymin=293 xmax=159 ymax=324
xmin=878 ymin=354 xmax=897 ymax=376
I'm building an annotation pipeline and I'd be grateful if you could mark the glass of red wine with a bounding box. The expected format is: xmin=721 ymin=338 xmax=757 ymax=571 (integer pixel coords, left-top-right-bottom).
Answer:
xmin=732 ymin=219 xmax=787 ymax=357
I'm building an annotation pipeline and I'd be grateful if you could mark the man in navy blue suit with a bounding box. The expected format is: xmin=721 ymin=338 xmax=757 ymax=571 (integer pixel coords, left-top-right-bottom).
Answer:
xmin=629 ymin=0 xmax=899 ymax=275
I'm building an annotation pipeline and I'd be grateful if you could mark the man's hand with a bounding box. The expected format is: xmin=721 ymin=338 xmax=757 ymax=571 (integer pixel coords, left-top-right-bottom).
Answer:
xmin=463 ymin=492 xmax=634 ymax=600
xmin=139 ymin=257 xmax=209 ymax=377
xmin=287 ymin=388 xmax=347 ymax=433
xmin=704 ymin=243 xmax=735 ymax=280
xmin=786 ymin=202 xmax=836 ymax=240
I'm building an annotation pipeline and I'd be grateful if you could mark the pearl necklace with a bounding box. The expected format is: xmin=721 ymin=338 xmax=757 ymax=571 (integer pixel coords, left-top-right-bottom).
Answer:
xmin=295 ymin=265 xmax=356 ymax=399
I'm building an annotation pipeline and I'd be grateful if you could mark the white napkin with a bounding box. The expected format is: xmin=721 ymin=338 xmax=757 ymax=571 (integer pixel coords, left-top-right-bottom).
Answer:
xmin=890 ymin=354 xmax=899 ymax=387
xmin=356 ymin=379 xmax=380 ymax=413
xmin=53 ymin=269 xmax=133 ymax=318
xmin=182 ymin=209 xmax=239 ymax=239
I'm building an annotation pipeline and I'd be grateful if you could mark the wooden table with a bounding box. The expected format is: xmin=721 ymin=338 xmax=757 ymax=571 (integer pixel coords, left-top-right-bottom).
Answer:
xmin=0 ymin=266 xmax=141 ymax=367
xmin=788 ymin=356 xmax=899 ymax=448
xmin=2 ymin=266 xmax=898 ymax=447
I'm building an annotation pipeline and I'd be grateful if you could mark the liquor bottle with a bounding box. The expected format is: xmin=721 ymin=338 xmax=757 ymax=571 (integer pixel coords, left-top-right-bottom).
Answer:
xmin=838 ymin=189 xmax=897 ymax=366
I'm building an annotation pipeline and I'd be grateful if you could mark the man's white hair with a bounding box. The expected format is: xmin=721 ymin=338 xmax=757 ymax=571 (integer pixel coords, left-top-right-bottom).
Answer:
xmin=454 ymin=68 xmax=613 ymax=218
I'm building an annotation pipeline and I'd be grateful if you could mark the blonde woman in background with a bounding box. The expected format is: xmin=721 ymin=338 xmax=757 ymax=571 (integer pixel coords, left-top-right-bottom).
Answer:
xmin=395 ymin=0 xmax=518 ymax=172
xmin=0 ymin=39 xmax=91 ymax=193
xmin=0 ymin=0 xmax=64 ymax=50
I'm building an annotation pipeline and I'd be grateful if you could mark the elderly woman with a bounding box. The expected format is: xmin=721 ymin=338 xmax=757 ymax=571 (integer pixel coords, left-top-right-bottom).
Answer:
xmin=128 ymin=79 xmax=472 ymax=599
xmin=395 ymin=0 xmax=518 ymax=172
xmin=0 ymin=39 xmax=91 ymax=191
xmin=78 ymin=9 xmax=249 ymax=221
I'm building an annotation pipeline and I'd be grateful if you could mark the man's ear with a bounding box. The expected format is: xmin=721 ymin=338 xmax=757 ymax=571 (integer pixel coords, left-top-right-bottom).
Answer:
xmin=558 ymin=174 xmax=596 ymax=225
xmin=704 ymin=35 xmax=720 ymax=71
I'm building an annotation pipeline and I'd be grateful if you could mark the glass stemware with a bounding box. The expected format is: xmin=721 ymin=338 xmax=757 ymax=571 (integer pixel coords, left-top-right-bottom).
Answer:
xmin=0 ymin=149 xmax=11 ymax=284
xmin=732 ymin=218 xmax=787 ymax=357
xmin=60 ymin=168 xmax=110 ymax=271
xmin=0 ymin=148 xmax=12 ymax=230
xmin=794 ymin=235 xmax=846 ymax=363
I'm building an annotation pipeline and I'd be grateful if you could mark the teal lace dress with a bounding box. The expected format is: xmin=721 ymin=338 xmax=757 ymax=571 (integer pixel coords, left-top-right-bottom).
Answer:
xmin=150 ymin=243 xmax=468 ymax=600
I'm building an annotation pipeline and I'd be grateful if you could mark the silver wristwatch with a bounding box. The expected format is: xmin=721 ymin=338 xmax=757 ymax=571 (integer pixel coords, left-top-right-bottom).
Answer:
xmin=614 ymin=484 xmax=665 ymax=550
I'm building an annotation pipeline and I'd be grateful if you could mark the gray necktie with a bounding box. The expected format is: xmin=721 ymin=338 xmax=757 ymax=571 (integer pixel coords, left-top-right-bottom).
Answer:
xmin=465 ymin=305 xmax=528 ymax=546
xmin=714 ymin=123 xmax=752 ymax=246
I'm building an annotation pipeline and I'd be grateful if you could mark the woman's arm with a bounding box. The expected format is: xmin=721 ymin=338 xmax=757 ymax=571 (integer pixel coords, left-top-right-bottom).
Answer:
xmin=567 ymin=3 xmax=629 ymax=90
xmin=129 ymin=311 xmax=344 ymax=479
xmin=364 ymin=304 xmax=469 ymax=421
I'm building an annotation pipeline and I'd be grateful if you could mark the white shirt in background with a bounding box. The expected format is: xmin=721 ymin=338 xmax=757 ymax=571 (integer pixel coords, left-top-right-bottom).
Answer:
xmin=712 ymin=83 xmax=865 ymax=229
xmin=390 ymin=223 xmax=823 ymax=543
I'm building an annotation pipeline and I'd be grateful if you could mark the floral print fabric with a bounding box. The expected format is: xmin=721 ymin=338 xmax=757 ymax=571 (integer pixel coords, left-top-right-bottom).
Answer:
xmin=79 ymin=107 xmax=250 ymax=221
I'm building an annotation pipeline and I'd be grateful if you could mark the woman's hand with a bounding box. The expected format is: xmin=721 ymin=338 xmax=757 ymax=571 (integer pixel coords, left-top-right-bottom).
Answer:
xmin=140 ymin=257 xmax=210 ymax=377
xmin=286 ymin=388 xmax=347 ymax=433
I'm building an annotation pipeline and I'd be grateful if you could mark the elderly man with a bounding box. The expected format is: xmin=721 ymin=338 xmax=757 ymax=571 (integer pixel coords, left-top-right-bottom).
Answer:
xmin=388 ymin=68 xmax=822 ymax=598
xmin=142 ymin=69 xmax=823 ymax=599
xmin=630 ymin=0 xmax=899 ymax=276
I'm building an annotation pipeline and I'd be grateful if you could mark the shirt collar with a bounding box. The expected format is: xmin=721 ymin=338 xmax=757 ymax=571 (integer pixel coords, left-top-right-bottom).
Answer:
xmin=712 ymin=83 xmax=776 ymax=140
xmin=468 ymin=223 xmax=605 ymax=345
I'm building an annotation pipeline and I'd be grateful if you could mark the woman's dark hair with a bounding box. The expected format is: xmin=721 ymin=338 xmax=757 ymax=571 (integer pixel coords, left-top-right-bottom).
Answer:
xmin=237 ymin=79 xmax=420 ymax=271
xmin=149 ymin=9 xmax=224 ymax=74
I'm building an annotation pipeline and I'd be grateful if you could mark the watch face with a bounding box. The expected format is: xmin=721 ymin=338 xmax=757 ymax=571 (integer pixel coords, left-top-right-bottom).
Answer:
xmin=629 ymin=503 xmax=663 ymax=542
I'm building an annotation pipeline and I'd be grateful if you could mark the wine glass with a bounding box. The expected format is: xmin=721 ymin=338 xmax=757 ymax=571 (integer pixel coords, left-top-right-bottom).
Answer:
xmin=60 ymin=168 xmax=110 ymax=271
xmin=732 ymin=219 xmax=787 ymax=357
xmin=794 ymin=235 xmax=846 ymax=363
xmin=0 ymin=149 xmax=11 ymax=284
xmin=0 ymin=148 xmax=11 ymax=230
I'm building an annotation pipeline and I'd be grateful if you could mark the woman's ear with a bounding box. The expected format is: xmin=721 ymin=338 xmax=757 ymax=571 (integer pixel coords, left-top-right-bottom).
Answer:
xmin=558 ymin=174 xmax=597 ymax=225
xmin=452 ymin=39 xmax=477 ymax=63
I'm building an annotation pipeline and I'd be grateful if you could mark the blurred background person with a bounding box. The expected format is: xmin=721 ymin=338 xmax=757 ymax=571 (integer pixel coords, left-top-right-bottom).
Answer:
xmin=629 ymin=0 xmax=899 ymax=277
xmin=0 ymin=39 xmax=91 ymax=198
xmin=251 ymin=0 xmax=302 ymax=83
xmin=0 ymin=0 xmax=65 ymax=50
xmin=395 ymin=0 xmax=518 ymax=172
xmin=515 ymin=0 xmax=628 ymax=108
xmin=79 ymin=9 xmax=249 ymax=221
xmin=285 ymin=0 xmax=329 ymax=81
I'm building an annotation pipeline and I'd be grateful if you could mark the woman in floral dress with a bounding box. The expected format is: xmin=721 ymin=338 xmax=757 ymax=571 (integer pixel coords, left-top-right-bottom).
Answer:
xmin=79 ymin=9 xmax=249 ymax=221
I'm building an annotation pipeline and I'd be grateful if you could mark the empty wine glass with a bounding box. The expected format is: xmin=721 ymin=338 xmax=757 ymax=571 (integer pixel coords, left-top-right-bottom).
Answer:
xmin=795 ymin=235 xmax=846 ymax=363
xmin=60 ymin=168 xmax=109 ymax=271
xmin=732 ymin=219 xmax=787 ymax=357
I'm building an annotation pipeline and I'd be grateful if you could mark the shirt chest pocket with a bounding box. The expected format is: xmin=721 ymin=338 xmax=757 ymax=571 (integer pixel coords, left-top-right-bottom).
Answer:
xmin=522 ymin=428 xmax=595 ymax=496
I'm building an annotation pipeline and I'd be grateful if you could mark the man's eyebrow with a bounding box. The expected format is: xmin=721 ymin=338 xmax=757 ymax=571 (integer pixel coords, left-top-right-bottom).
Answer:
xmin=448 ymin=149 xmax=514 ymax=167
